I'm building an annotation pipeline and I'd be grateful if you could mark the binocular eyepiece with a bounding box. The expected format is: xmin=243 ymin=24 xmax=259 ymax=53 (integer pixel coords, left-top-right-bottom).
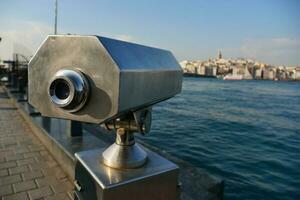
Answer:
xmin=48 ymin=69 xmax=89 ymax=113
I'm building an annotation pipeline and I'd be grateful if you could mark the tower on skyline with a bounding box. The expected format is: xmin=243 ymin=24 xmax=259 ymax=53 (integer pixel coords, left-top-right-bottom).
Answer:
xmin=218 ymin=50 xmax=222 ymax=59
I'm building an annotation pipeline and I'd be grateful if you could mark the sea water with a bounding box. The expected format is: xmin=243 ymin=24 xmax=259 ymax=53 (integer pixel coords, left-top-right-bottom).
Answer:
xmin=144 ymin=77 xmax=300 ymax=200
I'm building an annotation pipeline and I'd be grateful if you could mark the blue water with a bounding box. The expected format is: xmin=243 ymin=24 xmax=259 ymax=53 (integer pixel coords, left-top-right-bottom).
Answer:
xmin=143 ymin=78 xmax=300 ymax=200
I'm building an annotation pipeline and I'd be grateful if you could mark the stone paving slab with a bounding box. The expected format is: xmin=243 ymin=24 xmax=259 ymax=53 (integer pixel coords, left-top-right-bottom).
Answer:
xmin=0 ymin=87 xmax=73 ymax=200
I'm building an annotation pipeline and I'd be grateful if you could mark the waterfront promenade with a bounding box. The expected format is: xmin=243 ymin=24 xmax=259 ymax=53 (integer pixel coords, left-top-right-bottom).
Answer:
xmin=0 ymin=87 xmax=73 ymax=200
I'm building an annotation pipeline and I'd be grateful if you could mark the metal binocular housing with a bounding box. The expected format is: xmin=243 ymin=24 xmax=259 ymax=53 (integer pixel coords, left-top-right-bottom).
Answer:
xmin=29 ymin=35 xmax=182 ymax=171
xmin=28 ymin=35 xmax=182 ymax=124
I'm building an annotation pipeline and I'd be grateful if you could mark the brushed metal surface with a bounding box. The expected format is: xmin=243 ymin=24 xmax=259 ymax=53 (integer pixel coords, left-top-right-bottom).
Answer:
xmin=28 ymin=35 xmax=182 ymax=124
xmin=29 ymin=35 xmax=119 ymax=123
xmin=102 ymin=108 xmax=152 ymax=169
xmin=102 ymin=143 xmax=147 ymax=169
xmin=75 ymin=147 xmax=179 ymax=200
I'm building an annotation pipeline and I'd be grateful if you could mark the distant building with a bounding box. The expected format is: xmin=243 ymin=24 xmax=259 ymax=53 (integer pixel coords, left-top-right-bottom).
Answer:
xmin=204 ymin=66 xmax=217 ymax=76
xmin=263 ymin=67 xmax=275 ymax=80
xmin=180 ymin=54 xmax=299 ymax=81
xmin=198 ymin=65 xmax=205 ymax=75
xmin=276 ymin=66 xmax=286 ymax=80
xmin=254 ymin=67 xmax=263 ymax=79
xmin=295 ymin=68 xmax=300 ymax=80
xmin=218 ymin=51 xmax=222 ymax=59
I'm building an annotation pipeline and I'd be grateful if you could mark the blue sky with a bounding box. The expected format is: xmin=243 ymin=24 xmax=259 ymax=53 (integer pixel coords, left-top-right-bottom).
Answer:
xmin=0 ymin=0 xmax=299 ymax=65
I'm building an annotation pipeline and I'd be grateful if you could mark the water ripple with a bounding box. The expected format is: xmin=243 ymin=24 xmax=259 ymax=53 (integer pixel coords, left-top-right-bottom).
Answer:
xmin=143 ymin=78 xmax=300 ymax=200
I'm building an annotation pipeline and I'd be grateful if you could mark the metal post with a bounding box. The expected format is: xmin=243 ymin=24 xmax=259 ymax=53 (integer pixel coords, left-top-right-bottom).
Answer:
xmin=54 ymin=0 xmax=58 ymax=35
xmin=12 ymin=54 xmax=18 ymax=88
xmin=66 ymin=120 xmax=82 ymax=137
xmin=42 ymin=117 xmax=52 ymax=132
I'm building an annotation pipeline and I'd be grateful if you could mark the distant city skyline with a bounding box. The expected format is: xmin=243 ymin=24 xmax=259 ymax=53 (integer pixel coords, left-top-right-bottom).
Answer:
xmin=0 ymin=0 xmax=299 ymax=66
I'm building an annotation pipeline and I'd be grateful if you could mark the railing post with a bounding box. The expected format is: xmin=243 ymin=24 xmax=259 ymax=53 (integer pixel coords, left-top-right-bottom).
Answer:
xmin=66 ymin=120 xmax=82 ymax=137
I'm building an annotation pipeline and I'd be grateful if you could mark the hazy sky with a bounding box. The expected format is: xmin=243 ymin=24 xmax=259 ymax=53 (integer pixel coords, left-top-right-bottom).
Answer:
xmin=0 ymin=0 xmax=299 ymax=65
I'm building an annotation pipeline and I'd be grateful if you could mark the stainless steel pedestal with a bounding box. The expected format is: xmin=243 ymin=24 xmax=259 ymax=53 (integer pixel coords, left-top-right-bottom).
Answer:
xmin=74 ymin=147 xmax=179 ymax=200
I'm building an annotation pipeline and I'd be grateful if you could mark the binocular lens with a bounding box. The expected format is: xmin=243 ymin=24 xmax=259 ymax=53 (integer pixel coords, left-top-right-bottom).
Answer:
xmin=48 ymin=69 xmax=89 ymax=113
xmin=52 ymin=79 xmax=70 ymax=100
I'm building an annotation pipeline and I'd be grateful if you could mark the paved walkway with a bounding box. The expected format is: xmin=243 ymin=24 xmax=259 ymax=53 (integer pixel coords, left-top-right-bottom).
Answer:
xmin=0 ymin=87 xmax=73 ymax=200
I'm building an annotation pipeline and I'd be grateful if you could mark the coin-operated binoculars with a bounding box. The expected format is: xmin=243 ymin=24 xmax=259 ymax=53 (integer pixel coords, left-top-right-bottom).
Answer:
xmin=28 ymin=35 xmax=182 ymax=200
